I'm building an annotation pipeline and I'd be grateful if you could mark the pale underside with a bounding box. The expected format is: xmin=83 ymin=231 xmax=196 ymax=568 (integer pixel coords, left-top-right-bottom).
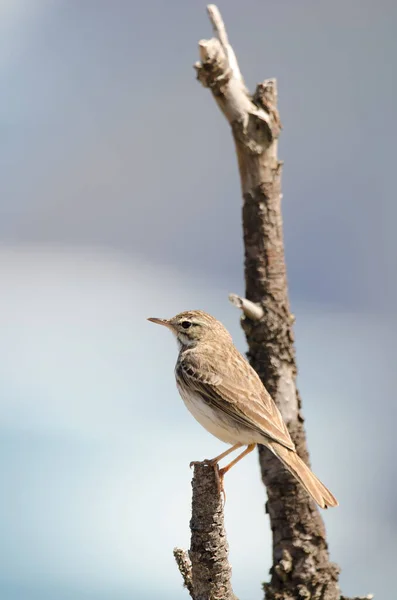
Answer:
xmin=177 ymin=383 xmax=265 ymax=445
xmin=175 ymin=343 xmax=295 ymax=451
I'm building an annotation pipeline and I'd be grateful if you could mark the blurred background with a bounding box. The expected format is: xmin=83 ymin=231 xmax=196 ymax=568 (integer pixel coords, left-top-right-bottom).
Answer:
xmin=1 ymin=1 xmax=396 ymax=599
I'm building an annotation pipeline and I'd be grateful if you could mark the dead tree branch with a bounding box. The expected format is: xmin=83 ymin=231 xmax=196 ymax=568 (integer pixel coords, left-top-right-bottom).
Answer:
xmin=174 ymin=464 xmax=237 ymax=600
xmin=174 ymin=5 xmax=370 ymax=600
xmin=228 ymin=293 xmax=264 ymax=320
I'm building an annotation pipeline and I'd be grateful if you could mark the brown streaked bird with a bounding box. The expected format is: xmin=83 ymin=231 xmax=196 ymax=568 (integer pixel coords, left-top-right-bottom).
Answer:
xmin=148 ymin=310 xmax=338 ymax=509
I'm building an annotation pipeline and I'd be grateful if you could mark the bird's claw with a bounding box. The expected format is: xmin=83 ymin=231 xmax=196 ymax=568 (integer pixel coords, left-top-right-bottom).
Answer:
xmin=189 ymin=460 xmax=226 ymax=504
xmin=217 ymin=467 xmax=227 ymax=505
xmin=215 ymin=465 xmax=226 ymax=506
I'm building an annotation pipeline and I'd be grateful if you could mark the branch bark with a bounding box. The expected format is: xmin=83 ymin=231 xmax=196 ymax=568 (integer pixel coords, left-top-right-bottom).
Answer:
xmin=174 ymin=464 xmax=237 ymax=600
xmin=174 ymin=5 xmax=370 ymax=600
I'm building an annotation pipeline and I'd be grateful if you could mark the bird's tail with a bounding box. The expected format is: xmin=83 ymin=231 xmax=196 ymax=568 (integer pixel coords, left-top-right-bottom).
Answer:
xmin=268 ymin=442 xmax=338 ymax=509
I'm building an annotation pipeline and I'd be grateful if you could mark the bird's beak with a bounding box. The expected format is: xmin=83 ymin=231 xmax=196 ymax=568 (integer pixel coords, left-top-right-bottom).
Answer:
xmin=147 ymin=317 xmax=174 ymax=330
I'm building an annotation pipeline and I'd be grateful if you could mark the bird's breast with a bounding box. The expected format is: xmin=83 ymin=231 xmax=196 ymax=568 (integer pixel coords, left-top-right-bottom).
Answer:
xmin=175 ymin=379 xmax=258 ymax=445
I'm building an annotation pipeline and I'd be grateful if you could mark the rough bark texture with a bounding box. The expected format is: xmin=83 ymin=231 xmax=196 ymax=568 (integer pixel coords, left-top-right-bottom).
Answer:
xmin=238 ymin=116 xmax=341 ymax=599
xmin=175 ymin=464 xmax=237 ymax=600
xmin=174 ymin=6 xmax=369 ymax=600
xmin=195 ymin=5 xmax=341 ymax=599
xmin=231 ymin=79 xmax=341 ymax=600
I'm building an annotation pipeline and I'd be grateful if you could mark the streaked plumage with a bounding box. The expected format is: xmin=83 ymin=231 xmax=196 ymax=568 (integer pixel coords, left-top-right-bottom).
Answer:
xmin=148 ymin=310 xmax=338 ymax=509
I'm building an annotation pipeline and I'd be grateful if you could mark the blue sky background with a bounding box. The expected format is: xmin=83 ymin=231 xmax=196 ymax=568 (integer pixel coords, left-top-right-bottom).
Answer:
xmin=1 ymin=1 xmax=396 ymax=599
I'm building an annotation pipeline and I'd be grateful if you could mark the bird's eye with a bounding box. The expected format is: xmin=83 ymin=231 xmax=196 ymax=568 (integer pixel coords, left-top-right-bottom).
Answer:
xmin=181 ymin=321 xmax=192 ymax=329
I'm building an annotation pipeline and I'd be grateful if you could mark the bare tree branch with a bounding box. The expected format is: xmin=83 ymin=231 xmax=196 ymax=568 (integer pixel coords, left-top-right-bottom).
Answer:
xmin=194 ymin=7 xmax=342 ymax=599
xmin=174 ymin=464 xmax=237 ymax=600
xmin=229 ymin=293 xmax=264 ymax=320
xmin=207 ymin=4 xmax=243 ymax=82
xmin=173 ymin=5 xmax=370 ymax=600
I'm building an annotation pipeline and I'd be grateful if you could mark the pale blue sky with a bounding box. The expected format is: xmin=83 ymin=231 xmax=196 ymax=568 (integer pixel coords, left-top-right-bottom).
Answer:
xmin=1 ymin=1 xmax=396 ymax=599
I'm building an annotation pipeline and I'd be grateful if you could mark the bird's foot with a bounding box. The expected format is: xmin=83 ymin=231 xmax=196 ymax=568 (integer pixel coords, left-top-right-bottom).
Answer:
xmin=189 ymin=460 xmax=226 ymax=504
xmin=215 ymin=466 xmax=227 ymax=505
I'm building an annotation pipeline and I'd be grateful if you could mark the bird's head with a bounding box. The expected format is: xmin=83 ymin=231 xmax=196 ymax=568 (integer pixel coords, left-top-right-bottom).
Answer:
xmin=147 ymin=310 xmax=231 ymax=349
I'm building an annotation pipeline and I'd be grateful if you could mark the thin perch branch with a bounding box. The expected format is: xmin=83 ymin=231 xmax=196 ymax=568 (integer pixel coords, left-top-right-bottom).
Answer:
xmin=207 ymin=5 xmax=230 ymax=52
xmin=207 ymin=4 xmax=243 ymax=82
xmin=175 ymin=464 xmax=237 ymax=600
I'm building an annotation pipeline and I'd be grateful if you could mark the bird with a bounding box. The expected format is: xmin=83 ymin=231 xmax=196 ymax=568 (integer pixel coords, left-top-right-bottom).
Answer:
xmin=147 ymin=309 xmax=338 ymax=508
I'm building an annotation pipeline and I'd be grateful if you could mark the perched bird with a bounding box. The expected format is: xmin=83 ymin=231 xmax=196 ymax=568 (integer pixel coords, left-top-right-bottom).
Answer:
xmin=148 ymin=310 xmax=338 ymax=509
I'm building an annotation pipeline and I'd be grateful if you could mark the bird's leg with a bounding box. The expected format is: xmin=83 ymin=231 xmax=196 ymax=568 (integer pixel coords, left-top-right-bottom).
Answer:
xmin=217 ymin=443 xmax=257 ymax=497
xmin=219 ymin=443 xmax=256 ymax=476
xmin=189 ymin=443 xmax=254 ymax=504
xmin=189 ymin=443 xmax=242 ymax=469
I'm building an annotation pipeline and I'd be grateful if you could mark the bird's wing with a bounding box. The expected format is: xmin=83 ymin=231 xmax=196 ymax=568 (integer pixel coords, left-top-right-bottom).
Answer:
xmin=177 ymin=351 xmax=295 ymax=451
